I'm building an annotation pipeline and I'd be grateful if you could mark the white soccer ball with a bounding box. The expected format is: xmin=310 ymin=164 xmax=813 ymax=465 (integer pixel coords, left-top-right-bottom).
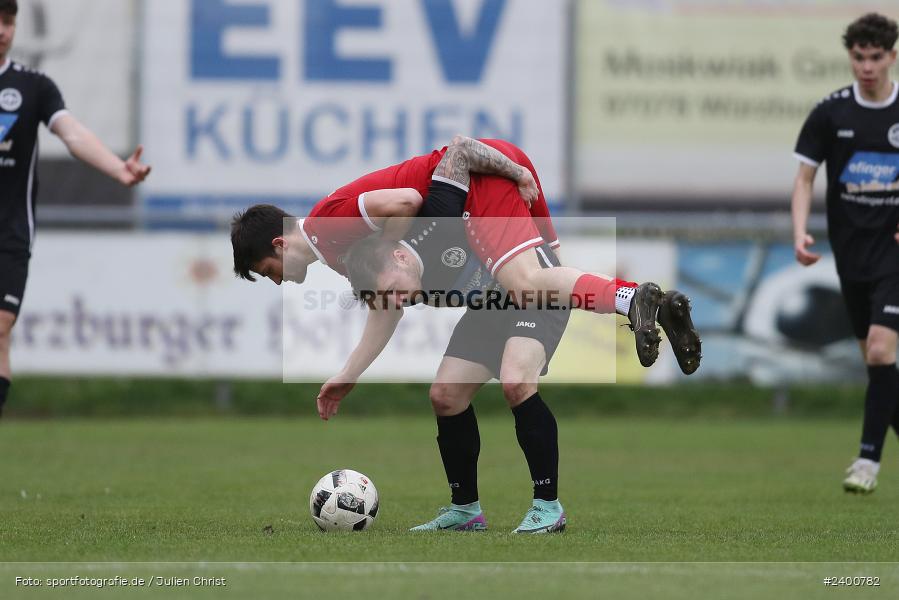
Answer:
xmin=309 ymin=469 xmax=379 ymax=532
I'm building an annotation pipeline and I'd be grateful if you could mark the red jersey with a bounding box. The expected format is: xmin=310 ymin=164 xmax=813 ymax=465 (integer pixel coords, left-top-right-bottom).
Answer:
xmin=301 ymin=140 xmax=559 ymax=276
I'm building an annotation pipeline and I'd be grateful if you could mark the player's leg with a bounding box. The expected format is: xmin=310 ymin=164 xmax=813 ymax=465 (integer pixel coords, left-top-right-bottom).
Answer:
xmin=839 ymin=277 xmax=890 ymax=494
xmin=464 ymin=176 xmax=643 ymax=319
xmin=429 ymin=357 xmax=490 ymax=509
xmin=411 ymin=324 xmax=495 ymax=531
xmin=0 ymin=252 xmax=27 ymax=419
xmin=849 ymin=321 xmax=899 ymax=491
xmin=499 ymin=292 xmax=570 ymax=534
xmin=425 ymin=172 xmax=676 ymax=369
xmin=0 ymin=310 xmax=14 ymax=418
xmin=494 ymin=250 xmax=666 ymax=368
xmin=499 ymin=336 xmax=567 ymax=533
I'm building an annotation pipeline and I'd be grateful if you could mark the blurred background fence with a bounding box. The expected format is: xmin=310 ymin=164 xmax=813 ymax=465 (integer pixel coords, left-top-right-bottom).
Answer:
xmin=11 ymin=0 xmax=893 ymax=392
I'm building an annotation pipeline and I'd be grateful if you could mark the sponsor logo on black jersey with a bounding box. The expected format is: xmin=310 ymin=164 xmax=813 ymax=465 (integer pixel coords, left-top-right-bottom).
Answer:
xmin=839 ymin=152 xmax=899 ymax=192
xmin=0 ymin=114 xmax=17 ymax=143
xmin=837 ymin=129 xmax=855 ymax=138
xmin=0 ymin=88 xmax=22 ymax=112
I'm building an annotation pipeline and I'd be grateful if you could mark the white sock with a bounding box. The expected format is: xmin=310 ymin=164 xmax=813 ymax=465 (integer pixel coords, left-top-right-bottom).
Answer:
xmin=615 ymin=286 xmax=636 ymax=316
xmin=853 ymin=458 xmax=880 ymax=474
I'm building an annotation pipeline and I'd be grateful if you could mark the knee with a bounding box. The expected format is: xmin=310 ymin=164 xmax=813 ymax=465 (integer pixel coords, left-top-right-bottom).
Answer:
xmin=866 ymin=331 xmax=897 ymax=365
xmin=501 ymin=379 xmax=537 ymax=407
xmin=429 ymin=383 xmax=468 ymax=416
xmin=0 ymin=319 xmax=12 ymax=350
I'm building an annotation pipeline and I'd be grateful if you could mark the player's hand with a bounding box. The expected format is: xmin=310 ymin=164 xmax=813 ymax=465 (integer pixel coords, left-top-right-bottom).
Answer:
xmin=316 ymin=376 xmax=356 ymax=421
xmin=895 ymin=222 xmax=899 ymax=245
xmin=517 ymin=169 xmax=538 ymax=208
xmin=794 ymin=233 xmax=821 ymax=266
xmin=120 ymin=145 xmax=152 ymax=187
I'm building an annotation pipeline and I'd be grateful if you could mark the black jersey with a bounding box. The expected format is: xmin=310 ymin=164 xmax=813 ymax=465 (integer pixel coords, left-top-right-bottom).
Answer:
xmin=400 ymin=179 xmax=500 ymax=307
xmin=794 ymin=82 xmax=899 ymax=281
xmin=401 ymin=214 xmax=497 ymax=308
xmin=0 ymin=59 xmax=67 ymax=252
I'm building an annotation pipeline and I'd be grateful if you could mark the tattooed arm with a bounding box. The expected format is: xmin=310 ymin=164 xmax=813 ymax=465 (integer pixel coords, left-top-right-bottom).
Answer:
xmin=432 ymin=135 xmax=539 ymax=206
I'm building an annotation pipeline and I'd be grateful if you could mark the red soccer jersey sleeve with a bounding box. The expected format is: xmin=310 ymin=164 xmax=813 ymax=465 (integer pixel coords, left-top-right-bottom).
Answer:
xmin=302 ymin=152 xmax=444 ymax=276
xmin=303 ymin=140 xmax=558 ymax=277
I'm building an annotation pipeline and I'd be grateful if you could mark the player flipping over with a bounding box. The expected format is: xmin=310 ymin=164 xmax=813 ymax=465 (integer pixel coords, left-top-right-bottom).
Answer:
xmin=230 ymin=137 xmax=702 ymax=375
xmin=311 ymin=148 xmax=699 ymax=532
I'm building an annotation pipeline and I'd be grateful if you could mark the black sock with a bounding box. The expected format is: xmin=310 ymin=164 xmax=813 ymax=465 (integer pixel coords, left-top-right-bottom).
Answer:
xmin=0 ymin=377 xmax=9 ymax=417
xmin=860 ymin=364 xmax=899 ymax=462
xmin=436 ymin=405 xmax=480 ymax=505
xmin=512 ymin=393 xmax=559 ymax=501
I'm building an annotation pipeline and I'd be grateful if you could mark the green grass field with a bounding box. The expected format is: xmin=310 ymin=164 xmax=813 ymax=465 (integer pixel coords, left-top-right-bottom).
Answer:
xmin=2 ymin=416 xmax=898 ymax=598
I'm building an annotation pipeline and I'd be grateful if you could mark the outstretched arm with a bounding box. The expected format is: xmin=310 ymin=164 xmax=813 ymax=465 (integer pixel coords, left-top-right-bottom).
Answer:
xmin=51 ymin=113 xmax=151 ymax=186
xmin=316 ymin=306 xmax=403 ymax=420
xmin=434 ymin=135 xmax=539 ymax=206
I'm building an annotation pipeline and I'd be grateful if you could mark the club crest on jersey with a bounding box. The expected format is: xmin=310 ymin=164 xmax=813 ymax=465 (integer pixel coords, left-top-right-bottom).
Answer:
xmin=0 ymin=88 xmax=22 ymax=112
xmin=888 ymin=124 xmax=899 ymax=149
xmin=441 ymin=247 xmax=467 ymax=268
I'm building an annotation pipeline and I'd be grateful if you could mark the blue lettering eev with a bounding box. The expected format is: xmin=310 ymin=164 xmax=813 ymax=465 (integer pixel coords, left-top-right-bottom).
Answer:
xmin=187 ymin=104 xmax=231 ymax=159
xmin=303 ymin=104 xmax=350 ymax=162
xmin=191 ymin=0 xmax=280 ymax=80
xmin=421 ymin=0 xmax=506 ymax=83
xmin=473 ymin=108 xmax=521 ymax=145
xmin=305 ymin=0 xmax=391 ymax=82
xmin=362 ymin=107 xmax=407 ymax=161
xmin=243 ymin=105 xmax=289 ymax=163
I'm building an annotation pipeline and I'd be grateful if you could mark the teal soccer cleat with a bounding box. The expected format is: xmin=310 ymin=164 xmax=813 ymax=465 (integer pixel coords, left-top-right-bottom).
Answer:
xmin=513 ymin=499 xmax=566 ymax=534
xmin=409 ymin=502 xmax=488 ymax=531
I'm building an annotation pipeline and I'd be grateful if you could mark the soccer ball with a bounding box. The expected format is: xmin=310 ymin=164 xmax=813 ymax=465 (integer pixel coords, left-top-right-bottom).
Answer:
xmin=309 ymin=469 xmax=379 ymax=532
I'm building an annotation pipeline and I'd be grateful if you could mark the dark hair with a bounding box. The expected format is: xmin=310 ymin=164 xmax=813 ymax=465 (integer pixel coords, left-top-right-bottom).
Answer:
xmin=230 ymin=204 xmax=292 ymax=281
xmin=843 ymin=13 xmax=898 ymax=50
xmin=0 ymin=0 xmax=16 ymax=17
xmin=344 ymin=235 xmax=400 ymax=299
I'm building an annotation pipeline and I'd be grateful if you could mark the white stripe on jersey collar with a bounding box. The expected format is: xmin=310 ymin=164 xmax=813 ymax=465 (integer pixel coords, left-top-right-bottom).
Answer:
xmin=297 ymin=218 xmax=328 ymax=266
xmin=398 ymin=241 xmax=425 ymax=277
xmin=853 ymin=81 xmax=899 ymax=109
xmin=0 ymin=59 xmax=10 ymax=77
